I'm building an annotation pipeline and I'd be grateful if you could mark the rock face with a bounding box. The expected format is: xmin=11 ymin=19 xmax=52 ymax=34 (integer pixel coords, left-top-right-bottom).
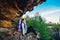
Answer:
xmin=25 ymin=33 xmax=38 ymax=40
xmin=0 ymin=27 xmax=40 ymax=40
xmin=0 ymin=0 xmax=46 ymax=28
xmin=0 ymin=28 xmax=40 ymax=40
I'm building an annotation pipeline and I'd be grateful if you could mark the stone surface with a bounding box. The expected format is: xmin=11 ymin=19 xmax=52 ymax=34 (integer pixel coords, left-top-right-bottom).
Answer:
xmin=0 ymin=28 xmax=40 ymax=40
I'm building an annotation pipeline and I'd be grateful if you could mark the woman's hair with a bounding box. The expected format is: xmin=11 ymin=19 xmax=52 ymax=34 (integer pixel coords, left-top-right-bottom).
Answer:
xmin=21 ymin=19 xmax=24 ymax=21
xmin=21 ymin=19 xmax=25 ymax=22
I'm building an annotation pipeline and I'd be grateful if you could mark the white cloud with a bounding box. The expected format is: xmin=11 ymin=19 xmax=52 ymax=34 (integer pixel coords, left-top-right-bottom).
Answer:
xmin=40 ymin=9 xmax=60 ymax=16
xmin=45 ymin=16 xmax=59 ymax=23
xmin=22 ymin=9 xmax=60 ymax=23
xmin=22 ymin=13 xmax=34 ymax=18
xmin=40 ymin=9 xmax=60 ymax=23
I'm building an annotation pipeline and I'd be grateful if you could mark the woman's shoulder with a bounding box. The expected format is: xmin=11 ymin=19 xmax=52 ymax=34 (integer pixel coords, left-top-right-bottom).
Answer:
xmin=22 ymin=22 xmax=24 ymax=24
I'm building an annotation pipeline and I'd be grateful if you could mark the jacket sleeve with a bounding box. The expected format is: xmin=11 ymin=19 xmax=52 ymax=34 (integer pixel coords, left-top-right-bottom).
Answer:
xmin=22 ymin=23 xmax=25 ymax=30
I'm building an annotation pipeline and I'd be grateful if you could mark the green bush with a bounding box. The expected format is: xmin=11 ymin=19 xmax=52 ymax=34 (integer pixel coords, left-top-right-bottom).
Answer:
xmin=26 ymin=19 xmax=50 ymax=40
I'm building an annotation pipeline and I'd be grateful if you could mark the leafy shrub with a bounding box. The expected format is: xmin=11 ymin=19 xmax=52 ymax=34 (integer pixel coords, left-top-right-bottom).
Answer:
xmin=26 ymin=18 xmax=50 ymax=40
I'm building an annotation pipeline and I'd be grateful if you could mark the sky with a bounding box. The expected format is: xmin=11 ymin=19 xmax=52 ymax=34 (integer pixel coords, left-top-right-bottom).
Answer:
xmin=23 ymin=0 xmax=60 ymax=23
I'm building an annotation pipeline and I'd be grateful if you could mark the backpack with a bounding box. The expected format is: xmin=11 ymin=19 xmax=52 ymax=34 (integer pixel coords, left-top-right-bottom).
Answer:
xmin=17 ymin=19 xmax=22 ymax=32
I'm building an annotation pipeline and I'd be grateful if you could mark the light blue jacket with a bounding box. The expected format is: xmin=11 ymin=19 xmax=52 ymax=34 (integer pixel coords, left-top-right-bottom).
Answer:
xmin=22 ymin=22 xmax=27 ymax=35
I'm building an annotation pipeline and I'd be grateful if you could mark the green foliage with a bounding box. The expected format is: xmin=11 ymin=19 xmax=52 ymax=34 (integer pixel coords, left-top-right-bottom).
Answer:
xmin=26 ymin=17 xmax=50 ymax=40
xmin=47 ymin=23 xmax=60 ymax=29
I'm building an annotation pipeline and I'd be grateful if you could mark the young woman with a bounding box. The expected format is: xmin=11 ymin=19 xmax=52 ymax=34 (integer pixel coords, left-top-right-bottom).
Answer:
xmin=21 ymin=19 xmax=27 ymax=35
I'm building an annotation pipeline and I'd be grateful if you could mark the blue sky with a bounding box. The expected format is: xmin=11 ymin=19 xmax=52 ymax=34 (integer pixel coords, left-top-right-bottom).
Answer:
xmin=23 ymin=0 xmax=60 ymax=23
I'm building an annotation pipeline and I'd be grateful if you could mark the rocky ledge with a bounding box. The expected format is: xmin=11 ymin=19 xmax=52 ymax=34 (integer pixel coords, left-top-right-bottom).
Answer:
xmin=0 ymin=28 xmax=40 ymax=40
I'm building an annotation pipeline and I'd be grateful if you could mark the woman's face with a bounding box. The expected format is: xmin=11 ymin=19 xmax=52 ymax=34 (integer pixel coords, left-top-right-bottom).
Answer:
xmin=23 ymin=19 xmax=26 ymax=23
